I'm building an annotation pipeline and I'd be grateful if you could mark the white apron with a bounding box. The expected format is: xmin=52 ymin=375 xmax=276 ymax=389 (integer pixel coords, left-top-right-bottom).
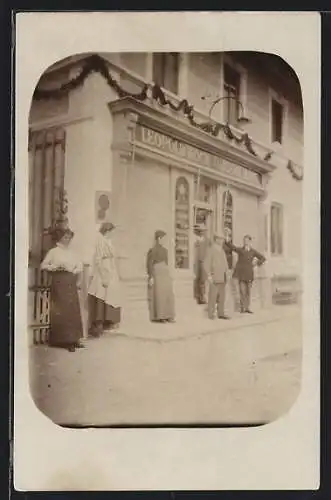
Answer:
xmin=88 ymin=233 xmax=122 ymax=307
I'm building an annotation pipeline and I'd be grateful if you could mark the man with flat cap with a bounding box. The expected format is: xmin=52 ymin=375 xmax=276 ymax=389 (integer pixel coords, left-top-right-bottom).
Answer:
xmin=193 ymin=224 xmax=210 ymax=305
xmin=204 ymin=231 xmax=230 ymax=320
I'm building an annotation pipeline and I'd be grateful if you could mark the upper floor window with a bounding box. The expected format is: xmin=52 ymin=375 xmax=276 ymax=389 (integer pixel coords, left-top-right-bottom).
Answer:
xmin=270 ymin=203 xmax=284 ymax=255
xmin=223 ymin=63 xmax=241 ymax=125
xmin=271 ymin=98 xmax=284 ymax=144
xmin=152 ymin=53 xmax=179 ymax=94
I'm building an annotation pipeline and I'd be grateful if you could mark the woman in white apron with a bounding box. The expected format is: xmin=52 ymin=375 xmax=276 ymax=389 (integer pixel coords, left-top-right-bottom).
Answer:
xmin=88 ymin=222 xmax=122 ymax=337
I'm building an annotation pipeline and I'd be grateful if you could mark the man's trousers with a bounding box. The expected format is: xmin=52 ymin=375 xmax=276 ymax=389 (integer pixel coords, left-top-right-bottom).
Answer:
xmin=238 ymin=280 xmax=253 ymax=312
xmin=208 ymin=282 xmax=226 ymax=319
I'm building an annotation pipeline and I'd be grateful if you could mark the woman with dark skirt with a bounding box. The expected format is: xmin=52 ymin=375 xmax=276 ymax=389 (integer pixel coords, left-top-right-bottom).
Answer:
xmin=40 ymin=228 xmax=85 ymax=352
xmin=88 ymin=222 xmax=122 ymax=337
xmin=146 ymin=230 xmax=176 ymax=323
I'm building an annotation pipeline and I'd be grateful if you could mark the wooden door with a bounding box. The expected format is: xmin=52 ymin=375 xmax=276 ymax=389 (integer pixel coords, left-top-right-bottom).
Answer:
xmin=194 ymin=205 xmax=214 ymax=241
xmin=28 ymin=127 xmax=66 ymax=344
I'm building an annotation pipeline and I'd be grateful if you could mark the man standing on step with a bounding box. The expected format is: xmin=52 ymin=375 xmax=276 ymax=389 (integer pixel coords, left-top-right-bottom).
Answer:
xmin=223 ymin=227 xmax=239 ymax=313
xmin=204 ymin=231 xmax=230 ymax=320
xmin=224 ymin=233 xmax=266 ymax=314
xmin=194 ymin=224 xmax=209 ymax=305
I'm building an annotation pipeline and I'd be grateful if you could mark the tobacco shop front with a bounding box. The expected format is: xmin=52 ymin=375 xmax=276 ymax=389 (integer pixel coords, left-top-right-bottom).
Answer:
xmin=108 ymin=97 xmax=273 ymax=320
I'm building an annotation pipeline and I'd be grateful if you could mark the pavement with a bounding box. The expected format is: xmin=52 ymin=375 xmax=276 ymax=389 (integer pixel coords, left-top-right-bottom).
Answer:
xmin=118 ymin=302 xmax=298 ymax=343
xmin=29 ymin=304 xmax=302 ymax=427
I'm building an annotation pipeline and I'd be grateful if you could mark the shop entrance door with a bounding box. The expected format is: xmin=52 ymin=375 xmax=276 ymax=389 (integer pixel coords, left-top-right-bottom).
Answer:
xmin=194 ymin=204 xmax=215 ymax=241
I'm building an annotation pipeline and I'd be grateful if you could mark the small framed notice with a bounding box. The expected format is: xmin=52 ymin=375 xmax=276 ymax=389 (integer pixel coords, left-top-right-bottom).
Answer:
xmin=95 ymin=190 xmax=111 ymax=223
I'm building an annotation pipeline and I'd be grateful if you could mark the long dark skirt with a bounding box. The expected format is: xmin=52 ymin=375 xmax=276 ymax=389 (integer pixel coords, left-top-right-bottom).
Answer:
xmin=148 ymin=262 xmax=175 ymax=322
xmin=49 ymin=271 xmax=83 ymax=347
xmin=88 ymin=294 xmax=121 ymax=336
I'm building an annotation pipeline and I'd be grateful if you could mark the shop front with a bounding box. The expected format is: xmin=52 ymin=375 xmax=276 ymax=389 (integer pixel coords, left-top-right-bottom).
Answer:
xmin=108 ymin=97 xmax=273 ymax=322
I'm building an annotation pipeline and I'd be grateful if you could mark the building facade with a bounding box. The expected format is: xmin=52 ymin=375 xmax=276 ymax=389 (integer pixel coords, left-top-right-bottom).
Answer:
xmin=28 ymin=52 xmax=303 ymax=337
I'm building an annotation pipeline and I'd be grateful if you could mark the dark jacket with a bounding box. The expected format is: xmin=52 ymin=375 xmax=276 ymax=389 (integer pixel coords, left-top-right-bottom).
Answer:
xmin=194 ymin=237 xmax=210 ymax=278
xmin=223 ymin=241 xmax=233 ymax=269
xmin=146 ymin=243 xmax=168 ymax=279
xmin=226 ymin=242 xmax=266 ymax=282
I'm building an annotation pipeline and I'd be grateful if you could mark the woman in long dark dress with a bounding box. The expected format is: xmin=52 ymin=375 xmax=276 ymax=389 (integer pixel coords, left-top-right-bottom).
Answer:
xmin=146 ymin=230 xmax=175 ymax=323
xmin=40 ymin=228 xmax=84 ymax=352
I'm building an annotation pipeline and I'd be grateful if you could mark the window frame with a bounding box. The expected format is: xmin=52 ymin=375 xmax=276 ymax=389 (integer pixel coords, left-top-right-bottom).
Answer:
xmin=264 ymin=212 xmax=269 ymax=253
xmin=152 ymin=52 xmax=180 ymax=95
xmin=222 ymin=189 xmax=234 ymax=238
xmin=269 ymin=88 xmax=288 ymax=148
xmin=221 ymin=55 xmax=248 ymax=126
xmin=174 ymin=175 xmax=190 ymax=270
xmin=28 ymin=127 xmax=66 ymax=266
xmin=270 ymin=201 xmax=284 ymax=257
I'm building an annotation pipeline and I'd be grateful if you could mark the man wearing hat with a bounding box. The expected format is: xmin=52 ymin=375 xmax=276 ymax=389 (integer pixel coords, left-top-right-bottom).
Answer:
xmin=204 ymin=231 xmax=230 ymax=320
xmin=193 ymin=224 xmax=210 ymax=304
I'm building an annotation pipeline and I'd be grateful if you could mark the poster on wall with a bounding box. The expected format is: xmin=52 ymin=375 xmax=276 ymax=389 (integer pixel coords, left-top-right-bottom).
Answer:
xmin=95 ymin=190 xmax=112 ymax=223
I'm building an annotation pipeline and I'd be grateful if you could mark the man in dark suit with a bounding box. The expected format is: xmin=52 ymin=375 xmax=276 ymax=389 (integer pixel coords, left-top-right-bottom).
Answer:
xmin=194 ymin=225 xmax=209 ymax=304
xmin=224 ymin=234 xmax=266 ymax=314
xmin=204 ymin=231 xmax=230 ymax=320
xmin=223 ymin=227 xmax=233 ymax=270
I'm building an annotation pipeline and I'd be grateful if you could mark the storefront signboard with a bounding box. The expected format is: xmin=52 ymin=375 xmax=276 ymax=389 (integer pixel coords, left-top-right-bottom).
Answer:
xmin=135 ymin=125 xmax=262 ymax=187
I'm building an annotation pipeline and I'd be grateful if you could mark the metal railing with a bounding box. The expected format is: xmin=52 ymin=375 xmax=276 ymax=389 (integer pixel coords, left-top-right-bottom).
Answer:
xmin=29 ymin=269 xmax=51 ymax=345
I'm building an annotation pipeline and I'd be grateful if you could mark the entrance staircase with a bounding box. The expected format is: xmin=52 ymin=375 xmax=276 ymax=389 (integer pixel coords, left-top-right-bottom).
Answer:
xmin=120 ymin=276 xmax=198 ymax=326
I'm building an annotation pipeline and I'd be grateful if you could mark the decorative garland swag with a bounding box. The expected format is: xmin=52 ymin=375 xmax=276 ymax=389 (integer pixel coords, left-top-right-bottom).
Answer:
xmin=34 ymin=54 xmax=303 ymax=181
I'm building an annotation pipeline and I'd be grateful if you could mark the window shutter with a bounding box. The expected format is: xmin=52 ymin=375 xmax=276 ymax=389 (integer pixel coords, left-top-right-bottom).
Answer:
xmin=153 ymin=53 xmax=179 ymax=93
xmin=270 ymin=203 xmax=284 ymax=255
xmin=152 ymin=53 xmax=165 ymax=86
xmin=223 ymin=63 xmax=241 ymax=124
xmin=264 ymin=214 xmax=268 ymax=252
xmin=164 ymin=53 xmax=179 ymax=94
xmin=270 ymin=205 xmax=276 ymax=254
xmin=277 ymin=205 xmax=283 ymax=254
xmin=29 ymin=127 xmax=66 ymax=265
xmin=222 ymin=190 xmax=233 ymax=237
xmin=175 ymin=176 xmax=190 ymax=269
xmin=272 ymin=99 xmax=284 ymax=143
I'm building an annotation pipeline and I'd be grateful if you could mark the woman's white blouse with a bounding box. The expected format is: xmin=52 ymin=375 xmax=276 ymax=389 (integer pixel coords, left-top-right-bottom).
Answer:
xmin=40 ymin=244 xmax=83 ymax=274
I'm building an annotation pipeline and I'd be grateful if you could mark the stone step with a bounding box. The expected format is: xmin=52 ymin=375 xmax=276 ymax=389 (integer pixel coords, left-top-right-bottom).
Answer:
xmin=121 ymin=283 xmax=265 ymax=316
xmin=121 ymin=297 xmax=199 ymax=319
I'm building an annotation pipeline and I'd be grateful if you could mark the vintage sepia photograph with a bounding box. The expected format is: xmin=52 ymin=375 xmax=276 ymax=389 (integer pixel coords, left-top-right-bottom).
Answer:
xmin=27 ymin=50 xmax=304 ymax=427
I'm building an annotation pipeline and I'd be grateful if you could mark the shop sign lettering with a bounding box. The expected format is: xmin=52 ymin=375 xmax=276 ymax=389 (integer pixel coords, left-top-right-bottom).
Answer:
xmin=136 ymin=125 xmax=261 ymax=186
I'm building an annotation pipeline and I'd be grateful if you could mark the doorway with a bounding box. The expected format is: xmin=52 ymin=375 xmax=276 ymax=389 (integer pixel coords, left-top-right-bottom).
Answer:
xmin=194 ymin=205 xmax=215 ymax=241
xmin=193 ymin=174 xmax=217 ymax=240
